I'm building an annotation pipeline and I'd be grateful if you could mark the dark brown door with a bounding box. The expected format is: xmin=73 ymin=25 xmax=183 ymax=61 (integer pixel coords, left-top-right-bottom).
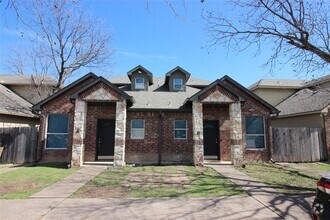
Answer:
xmin=96 ymin=119 xmax=115 ymax=158
xmin=203 ymin=120 xmax=220 ymax=159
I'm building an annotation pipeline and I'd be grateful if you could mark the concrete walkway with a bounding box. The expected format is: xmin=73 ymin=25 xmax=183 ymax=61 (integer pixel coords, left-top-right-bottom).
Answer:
xmin=0 ymin=196 xmax=281 ymax=220
xmin=209 ymin=165 xmax=314 ymax=220
xmin=30 ymin=165 xmax=107 ymax=198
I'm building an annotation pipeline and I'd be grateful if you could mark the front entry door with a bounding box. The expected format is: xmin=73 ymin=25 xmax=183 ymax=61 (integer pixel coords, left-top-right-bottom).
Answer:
xmin=96 ymin=119 xmax=115 ymax=160
xmin=203 ymin=120 xmax=220 ymax=160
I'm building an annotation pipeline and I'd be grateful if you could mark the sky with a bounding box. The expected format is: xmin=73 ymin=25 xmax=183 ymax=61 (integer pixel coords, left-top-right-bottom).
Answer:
xmin=0 ymin=0 xmax=309 ymax=87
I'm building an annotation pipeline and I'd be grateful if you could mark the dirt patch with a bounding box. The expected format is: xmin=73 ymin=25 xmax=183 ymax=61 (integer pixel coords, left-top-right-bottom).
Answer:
xmin=75 ymin=186 xmax=127 ymax=198
xmin=0 ymin=181 xmax=42 ymax=196
xmin=123 ymin=171 xmax=191 ymax=187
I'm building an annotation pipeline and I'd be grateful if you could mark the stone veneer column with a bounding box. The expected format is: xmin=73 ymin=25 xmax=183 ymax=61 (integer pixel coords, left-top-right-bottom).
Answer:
xmin=229 ymin=102 xmax=243 ymax=167
xmin=71 ymin=100 xmax=87 ymax=166
xmin=114 ymin=100 xmax=127 ymax=167
xmin=192 ymin=100 xmax=204 ymax=166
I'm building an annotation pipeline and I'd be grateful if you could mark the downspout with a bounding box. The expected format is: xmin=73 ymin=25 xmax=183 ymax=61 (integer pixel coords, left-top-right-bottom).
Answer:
xmin=158 ymin=111 xmax=163 ymax=165
xmin=322 ymin=113 xmax=328 ymax=160
xmin=32 ymin=110 xmax=46 ymax=163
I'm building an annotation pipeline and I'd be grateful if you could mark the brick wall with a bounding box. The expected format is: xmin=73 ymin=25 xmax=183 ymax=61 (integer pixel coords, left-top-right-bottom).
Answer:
xmin=223 ymin=79 xmax=272 ymax=162
xmin=125 ymin=111 xmax=193 ymax=165
xmin=203 ymin=104 xmax=231 ymax=161
xmin=326 ymin=108 xmax=330 ymax=159
xmin=84 ymin=103 xmax=116 ymax=161
xmin=38 ymin=77 xmax=95 ymax=163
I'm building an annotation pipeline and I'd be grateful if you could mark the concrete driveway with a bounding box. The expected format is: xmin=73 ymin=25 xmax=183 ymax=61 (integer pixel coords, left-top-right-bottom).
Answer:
xmin=0 ymin=196 xmax=281 ymax=220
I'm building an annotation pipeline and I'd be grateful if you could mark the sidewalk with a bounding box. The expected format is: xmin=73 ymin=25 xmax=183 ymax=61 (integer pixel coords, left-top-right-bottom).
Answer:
xmin=209 ymin=165 xmax=314 ymax=220
xmin=30 ymin=165 xmax=107 ymax=198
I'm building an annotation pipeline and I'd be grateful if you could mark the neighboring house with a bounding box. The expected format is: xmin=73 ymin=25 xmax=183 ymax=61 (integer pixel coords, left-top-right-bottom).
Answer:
xmin=249 ymin=74 xmax=330 ymax=159
xmin=32 ymin=66 xmax=278 ymax=167
xmin=0 ymin=75 xmax=57 ymax=128
xmin=248 ymin=79 xmax=306 ymax=106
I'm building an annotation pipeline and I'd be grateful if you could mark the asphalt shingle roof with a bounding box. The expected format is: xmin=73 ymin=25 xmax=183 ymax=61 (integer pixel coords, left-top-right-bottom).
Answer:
xmin=109 ymin=76 xmax=211 ymax=87
xmin=0 ymin=84 xmax=35 ymax=117
xmin=119 ymin=79 xmax=203 ymax=110
xmin=0 ymin=75 xmax=57 ymax=86
xmin=248 ymin=79 xmax=306 ymax=90
xmin=276 ymin=88 xmax=330 ymax=116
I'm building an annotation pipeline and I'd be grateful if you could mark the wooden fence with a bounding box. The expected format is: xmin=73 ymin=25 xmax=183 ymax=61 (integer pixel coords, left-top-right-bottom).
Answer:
xmin=0 ymin=127 xmax=38 ymax=164
xmin=272 ymin=127 xmax=327 ymax=162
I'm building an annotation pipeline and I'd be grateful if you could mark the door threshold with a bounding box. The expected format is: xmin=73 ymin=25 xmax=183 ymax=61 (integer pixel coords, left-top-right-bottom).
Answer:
xmin=204 ymin=160 xmax=232 ymax=165
xmin=83 ymin=161 xmax=114 ymax=166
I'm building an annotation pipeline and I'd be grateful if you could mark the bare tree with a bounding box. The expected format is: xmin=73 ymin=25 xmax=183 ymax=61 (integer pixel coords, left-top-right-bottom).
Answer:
xmin=4 ymin=0 xmax=113 ymax=89
xmin=204 ymin=0 xmax=330 ymax=75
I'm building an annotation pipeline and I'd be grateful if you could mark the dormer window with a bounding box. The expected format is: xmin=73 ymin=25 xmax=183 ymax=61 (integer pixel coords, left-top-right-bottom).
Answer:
xmin=173 ymin=79 xmax=183 ymax=91
xmin=135 ymin=78 xmax=145 ymax=89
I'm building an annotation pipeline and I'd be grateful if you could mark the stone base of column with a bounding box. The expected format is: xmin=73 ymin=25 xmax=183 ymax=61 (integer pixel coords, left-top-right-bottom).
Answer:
xmin=194 ymin=144 xmax=204 ymax=166
xmin=231 ymin=144 xmax=243 ymax=167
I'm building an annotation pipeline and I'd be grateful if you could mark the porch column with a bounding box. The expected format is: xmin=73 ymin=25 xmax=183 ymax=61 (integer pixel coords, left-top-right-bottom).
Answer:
xmin=114 ymin=100 xmax=127 ymax=167
xmin=71 ymin=100 xmax=87 ymax=166
xmin=192 ymin=100 xmax=204 ymax=166
xmin=229 ymin=102 xmax=243 ymax=167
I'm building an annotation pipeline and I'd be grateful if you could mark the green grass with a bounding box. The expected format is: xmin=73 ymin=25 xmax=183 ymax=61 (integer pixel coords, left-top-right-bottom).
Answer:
xmin=72 ymin=165 xmax=245 ymax=198
xmin=0 ymin=163 xmax=79 ymax=199
xmin=238 ymin=163 xmax=320 ymax=194
xmin=299 ymin=162 xmax=330 ymax=172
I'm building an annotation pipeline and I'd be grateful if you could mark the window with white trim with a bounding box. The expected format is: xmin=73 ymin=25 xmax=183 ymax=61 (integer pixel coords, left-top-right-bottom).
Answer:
xmin=245 ymin=116 xmax=265 ymax=149
xmin=174 ymin=120 xmax=187 ymax=139
xmin=46 ymin=114 xmax=69 ymax=149
xmin=131 ymin=119 xmax=145 ymax=139
xmin=135 ymin=78 xmax=145 ymax=89
xmin=173 ymin=78 xmax=183 ymax=90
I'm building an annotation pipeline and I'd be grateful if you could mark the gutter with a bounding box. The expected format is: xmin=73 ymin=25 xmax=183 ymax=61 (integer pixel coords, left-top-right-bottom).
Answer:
xmin=158 ymin=111 xmax=163 ymax=165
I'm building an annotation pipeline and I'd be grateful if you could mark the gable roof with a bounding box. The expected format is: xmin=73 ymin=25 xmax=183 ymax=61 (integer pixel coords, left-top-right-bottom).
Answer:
xmin=127 ymin=65 xmax=153 ymax=85
xmin=32 ymin=72 xmax=98 ymax=111
xmin=304 ymin=74 xmax=330 ymax=88
xmin=186 ymin=79 xmax=247 ymax=103
xmin=248 ymin=79 xmax=306 ymax=90
xmin=109 ymin=76 xmax=210 ymax=88
xmin=0 ymin=84 xmax=35 ymax=118
xmin=0 ymin=74 xmax=57 ymax=86
xmin=276 ymin=88 xmax=330 ymax=117
xmin=220 ymin=75 xmax=279 ymax=114
xmin=165 ymin=66 xmax=191 ymax=84
xmin=69 ymin=76 xmax=135 ymax=104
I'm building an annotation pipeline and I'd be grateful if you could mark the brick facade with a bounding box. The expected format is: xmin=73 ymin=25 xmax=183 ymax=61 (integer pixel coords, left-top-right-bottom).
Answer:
xmin=223 ymin=79 xmax=271 ymax=162
xmin=325 ymin=107 xmax=330 ymax=159
xmin=36 ymin=72 xmax=275 ymax=165
xmin=203 ymin=104 xmax=231 ymax=161
xmin=38 ymin=77 xmax=95 ymax=163
xmin=84 ymin=103 xmax=116 ymax=161
xmin=125 ymin=111 xmax=193 ymax=165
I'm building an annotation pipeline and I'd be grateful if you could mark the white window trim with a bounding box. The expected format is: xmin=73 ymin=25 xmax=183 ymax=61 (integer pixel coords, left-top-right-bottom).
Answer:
xmin=45 ymin=114 xmax=69 ymax=150
xmin=245 ymin=116 xmax=266 ymax=149
xmin=135 ymin=78 xmax=145 ymax=89
xmin=131 ymin=119 xmax=145 ymax=139
xmin=174 ymin=120 xmax=187 ymax=140
xmin=173 ymin=78 xmax=183 ymax=91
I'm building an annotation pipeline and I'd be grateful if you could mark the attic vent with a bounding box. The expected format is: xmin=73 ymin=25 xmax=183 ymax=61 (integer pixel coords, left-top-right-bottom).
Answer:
xmin=137 ymin=70 xmax=142 ymax=74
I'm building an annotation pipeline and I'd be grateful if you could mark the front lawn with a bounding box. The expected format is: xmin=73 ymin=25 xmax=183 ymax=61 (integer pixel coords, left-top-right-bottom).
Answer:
xmin=0 ymin=163 xmax=79 ymax=199
xmin=72 ymin=165 xmax=245 ymax=198
xmin=238 ymin=163 xmax=320 ymax=194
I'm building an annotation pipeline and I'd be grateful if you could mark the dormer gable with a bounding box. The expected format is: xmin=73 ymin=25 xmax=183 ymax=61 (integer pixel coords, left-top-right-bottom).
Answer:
xmin=165 ymin=66 xmax=191 ymax=92
xmin=127 ymin=65 xmax=153 ymax=91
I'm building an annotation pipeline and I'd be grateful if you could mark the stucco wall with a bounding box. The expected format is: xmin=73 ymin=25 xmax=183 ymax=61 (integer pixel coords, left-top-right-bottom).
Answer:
xmin=252 ymin=88 xmax=298 ymax=106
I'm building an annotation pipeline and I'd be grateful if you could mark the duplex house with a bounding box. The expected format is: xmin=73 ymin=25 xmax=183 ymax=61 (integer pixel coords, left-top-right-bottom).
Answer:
xmin=32 ymin=66 xmax=278 ymax=167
